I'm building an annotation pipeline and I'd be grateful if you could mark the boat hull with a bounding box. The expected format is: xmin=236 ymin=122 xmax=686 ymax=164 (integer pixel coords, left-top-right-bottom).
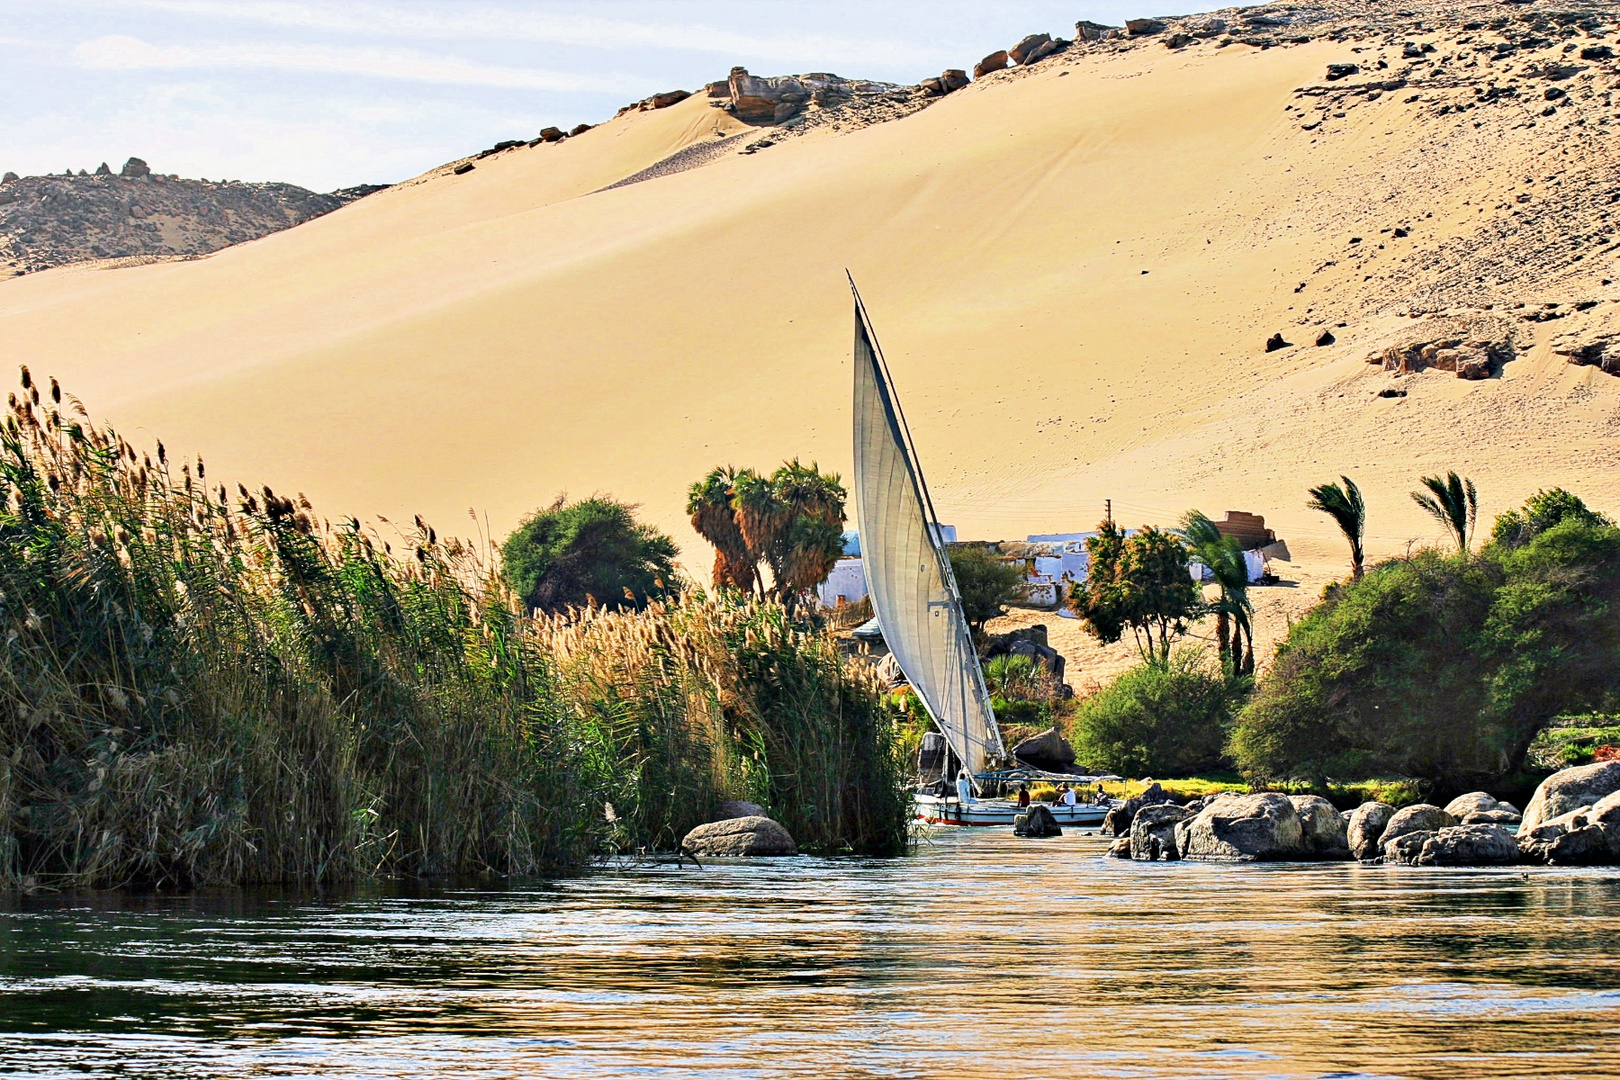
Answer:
xmin=914 ymin=794 xmax=1111 ymax=828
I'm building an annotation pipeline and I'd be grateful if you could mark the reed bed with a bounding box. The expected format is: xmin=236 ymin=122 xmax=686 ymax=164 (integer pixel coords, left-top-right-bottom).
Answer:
xmin=0 ymin=374 xmax=908 ymax=890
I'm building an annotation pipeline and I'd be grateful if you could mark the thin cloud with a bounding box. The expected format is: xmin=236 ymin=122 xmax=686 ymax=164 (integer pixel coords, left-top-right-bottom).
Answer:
xmin=84 ymin=0 xmax=949 ymax=68
xmin=73 ymin=33 xmax=637 ymax=92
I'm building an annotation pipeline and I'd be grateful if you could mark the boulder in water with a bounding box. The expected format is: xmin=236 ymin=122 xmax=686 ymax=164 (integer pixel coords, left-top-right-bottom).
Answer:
xmin=1347 ymin=802 xmax=1396 ymax=860
xmin=1179 ymin=793 xmax=1305 ymax=861
xmin=1014 ymin=803 xmax=1062 ymax=838
xmin=1377 ymin=804 xmax=1457 ymax=848
xmin=1103 ymin=795 xmax=1141 ymax=836
xmin=1290 ymin=795 xmax=1351 ymax=858
xmin=1131 ymin=803 xmax=1193 ymax=860
xmin=1417 ymin=824 xmax=1519 ymax=866
xmin=1519 ymin=761 xmax=1620 ymax=832
xmin=1518 ymin=789 xmax=1620 ymax=864
xmin=681 ymin=815 xmax=797 ymax=856
xmin=1381 ymin=830 xmax=1434 ymax=865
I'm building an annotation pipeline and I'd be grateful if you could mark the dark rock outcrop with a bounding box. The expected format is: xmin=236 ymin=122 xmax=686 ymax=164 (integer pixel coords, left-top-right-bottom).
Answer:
xmin=1381 ymin=830 xmax=1433 ymax=864
xmin=1266 ymin=333 xmax=1292 ymax=352
xmin=1010 ymin=34 xmax=1061 ymax=66
xmin=973 ymin=51 xmax=1010 ymax=78
xmin=1131 ymin=803 xmax=1193 ymax=860
xmin=1074 ymin=21 xmax=1117 ymax=42
xmin=120 ymin=157 xmax=150 ymax=178
xmin=1126 ymin=18 xmax=1166 ymax=36
xmin=681 ymin=815 xmax=797 ymax=856
xmin=1103 ymin=796 xmax=1141 ymax=837
xmin=1010 ymin=726 xmax=1076 ymax=771
xmin=1014 ymin=803 xmax=1063 ymax=837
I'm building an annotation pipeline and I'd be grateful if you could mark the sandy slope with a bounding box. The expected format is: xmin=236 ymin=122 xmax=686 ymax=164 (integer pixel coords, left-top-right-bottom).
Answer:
xmin=3 ymin=5 xmax=1618 ymax=615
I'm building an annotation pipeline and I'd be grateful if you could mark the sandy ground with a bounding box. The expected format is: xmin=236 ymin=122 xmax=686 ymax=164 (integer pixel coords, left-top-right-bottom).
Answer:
xmin=2 ymin=4 xmax=1618 ymax=597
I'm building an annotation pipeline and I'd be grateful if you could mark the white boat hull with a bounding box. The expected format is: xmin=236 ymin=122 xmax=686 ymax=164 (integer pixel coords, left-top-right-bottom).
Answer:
xmin=914 ymin=793 xmax=1112 ymax=828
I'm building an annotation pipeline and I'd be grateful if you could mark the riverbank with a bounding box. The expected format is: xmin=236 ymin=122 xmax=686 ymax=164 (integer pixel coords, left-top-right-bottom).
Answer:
xmin=0 ymin=383 xmax=908 ymax=891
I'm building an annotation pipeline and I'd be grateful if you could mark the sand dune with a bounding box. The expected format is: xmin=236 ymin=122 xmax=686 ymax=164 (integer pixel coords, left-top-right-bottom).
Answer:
xmin=3 ymin=4 xmax=1618 ymax=596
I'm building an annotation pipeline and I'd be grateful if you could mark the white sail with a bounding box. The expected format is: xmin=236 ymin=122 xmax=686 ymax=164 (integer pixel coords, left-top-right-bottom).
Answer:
xmin=850 ymin=285 xmax=1003 ymax=777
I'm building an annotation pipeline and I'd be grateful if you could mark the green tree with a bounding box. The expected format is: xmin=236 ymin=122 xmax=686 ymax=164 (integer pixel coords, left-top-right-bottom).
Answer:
xmin=1307 ymin=475 xmax=1366 ymax=580
xmin=1182 ymin=510 xmax=1254 ymax=675
xmin=1412 ymin=471 xmax=1478 ymax=553
xmin=948 ymin=545 xmax=1025 ymax=634
xmin=687 ymin=460 xmax=846 ymax=605
xmin=1230 ymin=491 xmax=1620 ymax=791
xmin=501 ymin=496 xmax=677 ymax=615
xmin=1070 ymin=523 xmax=1199 ymax=664
xmin=1490 ymin=487 xmax=1611 ymax=548
xmin=1070 ymin=648 xmax=1240 ymax=777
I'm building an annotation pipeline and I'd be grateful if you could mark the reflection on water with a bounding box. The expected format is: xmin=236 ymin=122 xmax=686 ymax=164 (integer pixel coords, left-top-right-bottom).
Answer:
xmin=4 ymin=828 xmax=1620 ymax=1078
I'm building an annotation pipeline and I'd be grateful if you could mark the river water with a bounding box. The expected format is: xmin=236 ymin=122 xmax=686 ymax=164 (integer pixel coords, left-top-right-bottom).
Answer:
xmin=4 ymin=827 xmax=1620 ymax=1079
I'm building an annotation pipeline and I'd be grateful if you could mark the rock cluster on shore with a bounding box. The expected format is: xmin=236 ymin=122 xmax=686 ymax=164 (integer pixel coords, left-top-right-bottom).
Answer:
xmin=1105 ymin=764 xmax=1620 ymax=868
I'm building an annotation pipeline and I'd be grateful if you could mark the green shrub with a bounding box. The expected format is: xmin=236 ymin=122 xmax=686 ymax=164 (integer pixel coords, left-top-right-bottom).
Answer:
xmin=1070 ymin=649 xmax=1243 ymax=777
xmin=1231 ymin=503 xmax=1620 ymax=790
xmin=501 ymin=496 xmax=676 ymax=615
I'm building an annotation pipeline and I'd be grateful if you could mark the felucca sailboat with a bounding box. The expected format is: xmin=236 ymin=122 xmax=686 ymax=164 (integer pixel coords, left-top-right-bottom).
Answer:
xmin=848 ymin=279 xmax=1110 ymax=828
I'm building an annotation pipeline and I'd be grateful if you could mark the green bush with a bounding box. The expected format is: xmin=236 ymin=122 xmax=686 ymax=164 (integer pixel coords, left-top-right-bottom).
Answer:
xmin=501 ymin=496 xmax=676 ymax=615
xmin=1231 ymin=501 xmax=1620 ymax=790
xmin=1070 ymin=649 xmax=1243 ymax=777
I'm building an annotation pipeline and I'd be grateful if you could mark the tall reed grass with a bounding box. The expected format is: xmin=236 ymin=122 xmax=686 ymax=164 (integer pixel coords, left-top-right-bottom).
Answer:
xmin=0 ymin=373 xmax=908 ymax=890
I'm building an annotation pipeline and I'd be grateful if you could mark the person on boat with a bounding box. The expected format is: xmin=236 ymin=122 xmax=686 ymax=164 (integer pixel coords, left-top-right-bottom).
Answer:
xmin=955 ymin=770 xmax=975 ymax=806
xmin=1016 ymin=783 xmax=1031 ymax=809
xmin=1056 ymin=783 xmax=1077 ymax=806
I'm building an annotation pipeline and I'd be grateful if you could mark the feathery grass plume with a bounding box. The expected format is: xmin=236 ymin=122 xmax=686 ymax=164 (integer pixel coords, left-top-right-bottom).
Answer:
xmin=1 ymin=377 xmax=910 ymax=888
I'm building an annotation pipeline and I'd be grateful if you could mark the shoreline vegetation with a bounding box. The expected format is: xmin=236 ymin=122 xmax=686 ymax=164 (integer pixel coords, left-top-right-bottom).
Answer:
xmin=9 ymin=369 xmax=1620 ymax=889
xmin=0 ymin=374 xmax=906 ymax=891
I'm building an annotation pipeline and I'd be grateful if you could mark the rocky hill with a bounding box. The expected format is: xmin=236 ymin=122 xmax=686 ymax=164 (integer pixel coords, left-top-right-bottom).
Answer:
xmin=0 ymin=158 xmax=383 ymax=276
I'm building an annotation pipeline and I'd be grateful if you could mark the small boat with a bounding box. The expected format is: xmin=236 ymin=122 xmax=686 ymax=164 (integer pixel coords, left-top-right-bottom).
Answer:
xmin=912 ymin=793 xmax=1112 ymax=828
xmin=846 ymin=277 xmax=1117 ymax=828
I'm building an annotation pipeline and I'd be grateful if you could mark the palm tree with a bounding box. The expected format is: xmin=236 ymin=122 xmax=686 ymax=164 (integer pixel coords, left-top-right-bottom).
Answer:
xmin=687 ymin=467 xmax=757 ymax=594
xmin=1306 ymin=476 xmax=1366 ymax=580
xmin=1411 ymin=472 xmax=1478 ymax=554
xmin=1181 ymin=510 xmax=1254 ymax=675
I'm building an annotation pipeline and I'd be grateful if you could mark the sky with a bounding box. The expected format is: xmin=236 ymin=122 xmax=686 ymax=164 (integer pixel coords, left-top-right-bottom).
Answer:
xmin=0 ymin=0 xmax=1150 ymax=192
